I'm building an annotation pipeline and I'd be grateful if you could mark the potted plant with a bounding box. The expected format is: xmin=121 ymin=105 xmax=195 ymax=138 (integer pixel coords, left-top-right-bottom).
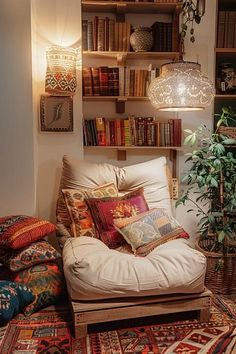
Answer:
xmin=177 ymin=106 xmax=236 ymax=294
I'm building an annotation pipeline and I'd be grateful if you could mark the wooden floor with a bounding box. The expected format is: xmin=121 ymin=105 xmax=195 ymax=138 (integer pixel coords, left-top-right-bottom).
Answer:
xmin=70 ymin=289 xmax=212 ymax=339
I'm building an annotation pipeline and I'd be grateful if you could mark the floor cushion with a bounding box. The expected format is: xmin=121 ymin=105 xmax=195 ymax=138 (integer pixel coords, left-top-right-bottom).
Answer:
xmin=0 ymin=281 xmax=35 ymax=325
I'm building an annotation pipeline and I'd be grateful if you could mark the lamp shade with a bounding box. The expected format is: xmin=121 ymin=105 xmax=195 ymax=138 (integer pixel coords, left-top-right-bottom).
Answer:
xmin=147 ymin=61 xmax=215 ymax=111
xmin=45 ymin=46 xmax=77 ymax=96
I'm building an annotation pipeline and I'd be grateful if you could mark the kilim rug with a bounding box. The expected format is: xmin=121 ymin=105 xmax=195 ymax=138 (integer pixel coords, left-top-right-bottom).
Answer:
xmin=0 ymin=295 xmax=236 ymax=354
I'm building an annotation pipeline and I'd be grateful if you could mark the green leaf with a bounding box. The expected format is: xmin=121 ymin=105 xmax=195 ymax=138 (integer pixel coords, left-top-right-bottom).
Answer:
xmin=184 ymin=129 xmax=193 ymax=134
xmin=218 ymin=230 xmax=225 ymax=243
xmin=222 ymin=138 xmax=236 ymax=145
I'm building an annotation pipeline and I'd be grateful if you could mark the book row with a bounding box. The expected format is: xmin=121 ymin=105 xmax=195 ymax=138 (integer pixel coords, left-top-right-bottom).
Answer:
xmin=82 ymin=17 xmax=175 ymax=52
xmin=82 ymin=66 xmax=159 ymax=97
xmin=83 ymin=117 xmax=182 ymax=147
xmin=82 ymin=18 xmax=131 ymax=52
xmin=217 ymin=11 xmax=236 ymax=48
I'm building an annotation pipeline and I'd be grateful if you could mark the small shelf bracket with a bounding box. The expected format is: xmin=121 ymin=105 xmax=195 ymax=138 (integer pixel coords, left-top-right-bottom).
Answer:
xmin=116 ymin=3 xmax=126 ymax=22
xmin=116 ymin=97 xmax=127 ymax=113
xmin=117 ymin=53 xmax=127 ymax=66
xmin=117 ymin=148 xmax=127 ymax=161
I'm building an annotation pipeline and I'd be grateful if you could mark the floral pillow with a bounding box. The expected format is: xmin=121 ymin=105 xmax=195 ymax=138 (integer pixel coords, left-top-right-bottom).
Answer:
xmin=12 ymin=262 xmax=64 ymax=316
xmin=86 ymin=188 xmax=149 ymax=248
xmin=0 ymin=215 xmax=56 ymax=249
xmin=0 ymin=240 xmax=61 ymax=272
xmin=0 ymin=281 xmax=35 ymax=325
xmin=114 ymin=208 xmax=189 ymax=256
xmin=62 ymin=182 xmax=118 ymax=238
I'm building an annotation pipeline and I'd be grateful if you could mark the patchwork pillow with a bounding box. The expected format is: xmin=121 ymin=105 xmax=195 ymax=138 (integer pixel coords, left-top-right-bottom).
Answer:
xmin=62 ymin=182 xmax=118 ymax=237
xmin=114 ymin=209 xmax=189 ymax=256
xmin=0 ymin=240 xmax=61 ymax=272
xmin=86 ymin=188 xmax=149 ymax=248
xmin=0 ymin=281 xmax=35 ymax=325
xmin=12 ymin=262 xmax=64 ymax=316
xmin=0 ymin=215 xmax=56 ymax=249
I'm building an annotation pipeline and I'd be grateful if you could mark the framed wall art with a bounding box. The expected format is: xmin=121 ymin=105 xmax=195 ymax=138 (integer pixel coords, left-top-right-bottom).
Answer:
xmin=40 ymin=95 xmax=73 ymax=132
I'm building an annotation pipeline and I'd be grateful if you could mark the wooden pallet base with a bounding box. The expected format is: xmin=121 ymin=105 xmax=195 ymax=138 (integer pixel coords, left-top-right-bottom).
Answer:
xmin=70 ymin=289 xmax=212 ymax=339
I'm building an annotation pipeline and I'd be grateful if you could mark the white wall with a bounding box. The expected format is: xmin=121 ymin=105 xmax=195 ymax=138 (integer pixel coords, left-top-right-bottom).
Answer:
xmin=31 ymin=0 xmax=83 ymax=221
xmin=0 ymin=0 xmax=36 ymax=215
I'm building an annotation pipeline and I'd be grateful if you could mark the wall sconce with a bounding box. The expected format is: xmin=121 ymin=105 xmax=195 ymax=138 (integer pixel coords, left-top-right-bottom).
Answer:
xmin=45 ymin=46 xmax=77 ymax=96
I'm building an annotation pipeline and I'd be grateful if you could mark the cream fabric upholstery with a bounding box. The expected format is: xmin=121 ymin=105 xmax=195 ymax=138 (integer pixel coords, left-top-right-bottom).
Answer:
xmin=63 ymin=236 xmax=206 ymax=301
xmin=57 ymin=155 xmax=172 ymax=245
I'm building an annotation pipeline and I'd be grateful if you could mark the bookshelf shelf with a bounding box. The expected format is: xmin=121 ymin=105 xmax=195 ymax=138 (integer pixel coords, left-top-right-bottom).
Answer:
xmin=215 ymin=48 xmax=236 ymax=56
xmin=84 ymin=146 xmax=182 ymax=166
xmin=82 ymin=1 xmax=181 ymax=14
xmin=215 ymin=94 xmax=236 ymax=99
xmin=83 ymin=96 xmax=149 ymax=101
xmin=82 ymin=51 xmax=180 ymax=61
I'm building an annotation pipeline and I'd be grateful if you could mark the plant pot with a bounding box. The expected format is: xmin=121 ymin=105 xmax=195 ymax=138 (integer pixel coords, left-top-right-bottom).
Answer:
xmin=196 ymin=240 xmax=236 ymax=294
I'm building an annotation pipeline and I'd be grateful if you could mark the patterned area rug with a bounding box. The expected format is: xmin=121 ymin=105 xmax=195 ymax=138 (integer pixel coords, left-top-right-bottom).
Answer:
xmin=0 ymin=295 xmax=236 ymax=353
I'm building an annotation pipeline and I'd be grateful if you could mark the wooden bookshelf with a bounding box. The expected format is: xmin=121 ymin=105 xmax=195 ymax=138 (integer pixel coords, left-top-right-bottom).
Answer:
xmin=82 ymin=0 xmax=182 ymax=179
xmin=83 ymin=51 xmax=180 ymax=61
xmin=83 ymin=96 xmax=150 ymax=101
xmin=84 ymin=146 xmax=182 ymax=166
xmin=215 ymin=94 xmax=236 ymax=99
xmin=82 ymin=1 xmax=182 ymax=14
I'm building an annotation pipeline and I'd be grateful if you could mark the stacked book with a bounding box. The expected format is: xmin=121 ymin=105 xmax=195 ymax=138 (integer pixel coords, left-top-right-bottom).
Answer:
xmin=217 ymin=11 xmax=236 ymax=48
xmin=82 ymin=17 xmax=131 ymax=52
xmin=82 ymin=65 xmax=159 ymax=96
xmin=151 ymin=21 xmax=173 ymax=52
xmin=83 ymin=117 xmax=182 ymax=147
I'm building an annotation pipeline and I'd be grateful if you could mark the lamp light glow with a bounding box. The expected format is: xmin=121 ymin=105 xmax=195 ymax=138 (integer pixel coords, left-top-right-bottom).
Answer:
xmin=45 ymin=46 xmax=77 ymax=96
xmin=147 ymin=61 xmax=215 ymax=112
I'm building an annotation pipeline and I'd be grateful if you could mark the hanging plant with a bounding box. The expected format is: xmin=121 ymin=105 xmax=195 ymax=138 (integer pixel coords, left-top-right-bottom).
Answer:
xmin=181 ymin=0 xmax=206 ymax=43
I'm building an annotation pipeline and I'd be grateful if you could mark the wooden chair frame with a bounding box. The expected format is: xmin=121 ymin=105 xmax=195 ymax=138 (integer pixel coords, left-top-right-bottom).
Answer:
xmin=70 ymin=288 xmax=212 ymax=339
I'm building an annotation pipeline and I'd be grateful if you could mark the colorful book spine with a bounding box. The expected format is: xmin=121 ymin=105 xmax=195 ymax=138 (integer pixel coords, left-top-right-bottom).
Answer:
xmin=99 ymin=66 xmax=109 ymax=96
xmin=82 ymin=68 xmax=93 ymax=96
xmin=82 ymin=20 xmax=88 ymax=51
xmin=87 ymin=21 xmax=94 ymax=51
xmin=95 ymin=117 xmax=106 ymax=146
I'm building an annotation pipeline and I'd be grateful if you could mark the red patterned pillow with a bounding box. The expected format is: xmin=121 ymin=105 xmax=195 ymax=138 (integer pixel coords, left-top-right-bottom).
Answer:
xmin=86 ymin=188 xmax=149 ymax=248
xmin=0 ymin=215 xmax=56 ymax=249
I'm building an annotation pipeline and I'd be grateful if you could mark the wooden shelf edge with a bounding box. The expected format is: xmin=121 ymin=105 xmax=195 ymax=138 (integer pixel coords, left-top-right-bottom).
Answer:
xmin=83 ymin=96 xmax=150 ymax=101
xmin=82 ymin=51 xmax=180 ymax=60
xmin=215 ymin=94 xmax=236 ymax=99
xmin=82 ymin=1 xmax=181 ymax=14
xmin=84 ymin=146 xmax=183 ymax=150
xmin=215 ymin=48 xmax=236 ymax=53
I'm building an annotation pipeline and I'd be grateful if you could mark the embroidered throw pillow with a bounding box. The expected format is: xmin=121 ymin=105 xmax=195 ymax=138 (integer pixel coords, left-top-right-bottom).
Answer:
xmin=114 ymin=209 xmax=189 ymax=256
xmin=0 ymin=215 xmax=56 ymax=249
xmin=86 ymin=188 xmax=149 ymax=248
xmin=62 ymin=182 xmax=118 ymax=237
xmin=13 ymin=262 xmax=64 ymax=316
xmin=0 ymin=281 xmax=35 ymax=325
xmin=0 ymin=240 xmax=61 ymax=272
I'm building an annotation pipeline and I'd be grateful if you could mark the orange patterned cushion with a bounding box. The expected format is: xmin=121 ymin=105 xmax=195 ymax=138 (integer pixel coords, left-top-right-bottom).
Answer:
xmin=13 ymin=262 xmax=64 ymax=316
xmin=62 ymin=182 xmax=118 ymax=237
xmin=0 ymin=215 xmax=56 ymax=249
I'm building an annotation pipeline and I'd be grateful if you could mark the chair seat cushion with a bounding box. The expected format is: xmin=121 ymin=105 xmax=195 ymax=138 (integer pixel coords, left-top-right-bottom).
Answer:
xmin=63 ymin=236 xmax=206 ymax=301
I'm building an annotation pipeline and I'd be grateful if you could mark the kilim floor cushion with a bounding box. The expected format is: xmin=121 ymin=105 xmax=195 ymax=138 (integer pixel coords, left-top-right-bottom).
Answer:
xmin=0 ymin=295 xmax=236 ymax=353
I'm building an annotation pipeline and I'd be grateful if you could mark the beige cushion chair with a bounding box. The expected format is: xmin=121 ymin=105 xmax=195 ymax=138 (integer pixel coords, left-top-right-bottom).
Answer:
xmin=56 ymin=155 xmax=212 ymax=338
